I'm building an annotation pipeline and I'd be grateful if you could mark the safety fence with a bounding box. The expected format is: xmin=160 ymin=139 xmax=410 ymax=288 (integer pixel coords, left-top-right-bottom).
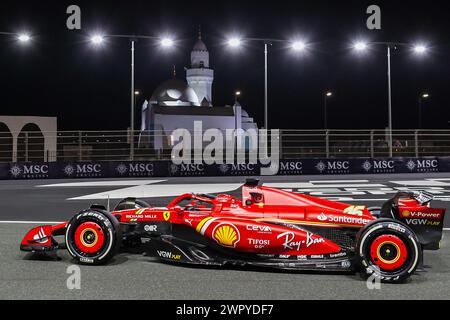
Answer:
xmin=1 ymin=129 xmax=450 ymax=163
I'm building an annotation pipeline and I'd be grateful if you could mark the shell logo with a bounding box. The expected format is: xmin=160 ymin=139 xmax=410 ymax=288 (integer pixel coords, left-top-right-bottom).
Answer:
xmin=401 ymin=210 xmax=411 ymax=218
xmin=213 ymin=223 xmax=240 ymax=248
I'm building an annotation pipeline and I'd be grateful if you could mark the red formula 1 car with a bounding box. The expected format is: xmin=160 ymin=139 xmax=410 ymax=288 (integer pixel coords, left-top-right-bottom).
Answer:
xmin=21 ymin=179 xmax=446 ymax=282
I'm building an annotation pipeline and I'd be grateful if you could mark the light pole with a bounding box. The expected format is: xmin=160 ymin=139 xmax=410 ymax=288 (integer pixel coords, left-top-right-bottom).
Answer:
xmin=324 ymin=91 xmax=333 ymax=129
xmin=418 ymin=92 xmax=429 ymax=129
xmin=134 ymin=90 xmax=140 ymax=118
xmin=353 ymin=41 xmax=427 ymax=157
xmin=90 ymin=34 xmax=174 ymax=160
xmin=234 ymin=90 xmax=241 ymax=103
xmin=227 ymin=37 xmax=306 ymax=129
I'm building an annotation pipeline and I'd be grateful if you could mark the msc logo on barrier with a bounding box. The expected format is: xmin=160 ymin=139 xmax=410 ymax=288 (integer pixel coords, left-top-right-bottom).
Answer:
xmin=63 ymin=164 xmax=103 ymax=178
xmin=218 ymin=163 xmax=258 ymax=176
xmin=362 ymin=160 xmax=396 ymax=173
xmin=278 ymin=161 xmax=303 ymax=175
xmin=406 ymin=159 xmax=438 ymax=172
xmin=10 ymin=164 xmax=49 ymax=179
xmin=169 ymin=163 xmax=205 ymax=176
xmin=115 ymin=162 xmax=154 ymax=177
xmin=315 ymin=161 xmax=350 ymax=174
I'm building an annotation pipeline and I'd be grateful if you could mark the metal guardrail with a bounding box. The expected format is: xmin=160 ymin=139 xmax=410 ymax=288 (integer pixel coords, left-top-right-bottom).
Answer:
xmin=1 ymin=129 xmax=450 ymax=162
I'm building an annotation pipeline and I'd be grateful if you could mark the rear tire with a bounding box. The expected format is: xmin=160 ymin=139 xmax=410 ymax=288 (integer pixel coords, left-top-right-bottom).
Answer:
xmin=114 ymin=197 xmax=150 ymax=211
xmin=356 ymin=218 xmax=421 ymax=283
xmin=65 ymin=209 xmax=122 ymax=265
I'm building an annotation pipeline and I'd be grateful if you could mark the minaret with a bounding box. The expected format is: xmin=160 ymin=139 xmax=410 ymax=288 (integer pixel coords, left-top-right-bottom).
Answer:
xmin=186 ymin=28 xmax=214 ymax=106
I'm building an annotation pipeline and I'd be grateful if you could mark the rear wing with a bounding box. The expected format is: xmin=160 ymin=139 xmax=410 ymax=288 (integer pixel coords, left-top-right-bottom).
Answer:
xmin=381 ymin=191 xmax=446 ymax=250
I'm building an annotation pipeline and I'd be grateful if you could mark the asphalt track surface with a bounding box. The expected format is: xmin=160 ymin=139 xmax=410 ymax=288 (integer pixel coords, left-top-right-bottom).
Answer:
xmin=1 ymin=173 xmax=450 ymax=300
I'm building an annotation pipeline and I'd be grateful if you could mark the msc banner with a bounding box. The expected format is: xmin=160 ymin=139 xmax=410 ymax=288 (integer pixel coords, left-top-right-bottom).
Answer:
xmin=275 ymin=158 xmax=441 ymax=176
xmin=0 ymin=157 xmax=446 ymax=180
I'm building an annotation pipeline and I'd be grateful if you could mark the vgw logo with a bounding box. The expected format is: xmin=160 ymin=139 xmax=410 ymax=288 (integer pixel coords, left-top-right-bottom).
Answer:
xmin=116 ymin=163 xmax=154 ymax=176
xmin=170 ymin=163 xmax=205 ymax=176
xmin=63 ymin=164 xmax=103 ymax=177
xmin=10 ymin=164 xmax=49 ymax=178
xmin=315 ymin=161 xmax=350 ymax=174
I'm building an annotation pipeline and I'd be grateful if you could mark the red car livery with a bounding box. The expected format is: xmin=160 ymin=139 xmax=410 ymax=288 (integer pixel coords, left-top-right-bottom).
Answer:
xmin=20 ymin=179 xmax=446 ymax=283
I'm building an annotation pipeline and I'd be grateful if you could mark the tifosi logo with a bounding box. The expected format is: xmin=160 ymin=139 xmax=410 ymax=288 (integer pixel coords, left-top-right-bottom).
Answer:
xmin=33 ymin=228 xmax=47 ymax=244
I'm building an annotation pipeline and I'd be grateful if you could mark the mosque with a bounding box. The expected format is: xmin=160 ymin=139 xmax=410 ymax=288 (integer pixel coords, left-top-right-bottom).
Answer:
xmin=139 ymin=33 xmax=257 ymax=151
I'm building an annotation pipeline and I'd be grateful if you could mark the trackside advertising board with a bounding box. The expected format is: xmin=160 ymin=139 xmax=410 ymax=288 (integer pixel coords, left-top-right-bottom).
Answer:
xmin=0 ymin=157 xmax=447 ymax=180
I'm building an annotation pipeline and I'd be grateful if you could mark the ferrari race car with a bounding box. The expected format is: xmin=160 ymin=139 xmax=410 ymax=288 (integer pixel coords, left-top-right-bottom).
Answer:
xmin=21 ymin=179 xmax=446 ymax=283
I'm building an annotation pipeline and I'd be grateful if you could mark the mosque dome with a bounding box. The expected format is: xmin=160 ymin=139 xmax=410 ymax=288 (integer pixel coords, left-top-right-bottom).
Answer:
xmin=193 ymin=39 xmax=208 ymax=51
xmin=150 ymin=78 xmax=199 ymax=106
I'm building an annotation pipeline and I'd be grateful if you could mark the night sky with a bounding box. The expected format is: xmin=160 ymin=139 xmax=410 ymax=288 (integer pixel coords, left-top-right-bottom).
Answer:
xmin=1 ymin=0 xmax=449 ymax=131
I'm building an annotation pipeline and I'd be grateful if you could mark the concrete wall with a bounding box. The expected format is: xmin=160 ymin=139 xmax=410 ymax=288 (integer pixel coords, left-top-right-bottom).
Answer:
xmin=0 ymin=116 xmax=57 ymax=162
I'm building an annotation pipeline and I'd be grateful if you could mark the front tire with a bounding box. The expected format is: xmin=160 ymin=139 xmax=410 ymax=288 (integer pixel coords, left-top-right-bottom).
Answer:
xmin=356 ymin=218 xmax=421 ymax=283
xmin=65 ymin=209 xmax=122 ymax=265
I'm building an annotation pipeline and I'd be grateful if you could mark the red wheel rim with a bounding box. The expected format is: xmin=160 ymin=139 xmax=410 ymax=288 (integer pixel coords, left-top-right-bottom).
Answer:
xmin=369 ymin=234 xmax=408 ymax=271
xmin=74 ymin=222 xmax=105 ymax=254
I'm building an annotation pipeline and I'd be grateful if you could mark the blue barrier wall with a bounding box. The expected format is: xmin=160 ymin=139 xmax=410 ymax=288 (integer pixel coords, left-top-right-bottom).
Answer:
xmin=0 ymin=157 xmax=448 ymax=180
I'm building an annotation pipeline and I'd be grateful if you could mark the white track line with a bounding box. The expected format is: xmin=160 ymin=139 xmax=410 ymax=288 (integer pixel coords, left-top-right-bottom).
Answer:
xmin=309 ymin=180 xmax=369 ymax=183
